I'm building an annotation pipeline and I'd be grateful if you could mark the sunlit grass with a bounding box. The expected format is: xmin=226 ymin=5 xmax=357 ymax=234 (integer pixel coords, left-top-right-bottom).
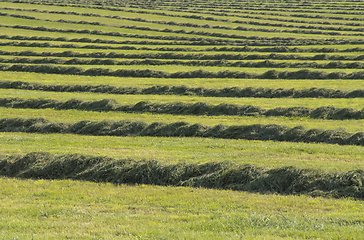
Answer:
xmin=1 ymin=177 xmax=364 ymax=239
xmin=2 ymin=131 xmax=364 ymax=172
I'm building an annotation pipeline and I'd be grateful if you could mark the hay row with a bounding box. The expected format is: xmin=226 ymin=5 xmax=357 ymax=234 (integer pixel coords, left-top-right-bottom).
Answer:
xmin=3 ymin=35 xmax=364 ymax=52
xmin=3 ymin=80 xmax=364 ymax=99
xmin=1 ymin=152 xmax=363 ymax=199
xmin=1 ymin=117 xmax=364 ymax=147
xmin=2 ymin=57 xmax=364 ymax=69
xmin=3 ymin=50 xmax=364 ymax=61
xmin=3 ymin=24 xmax=364 ymax=46
xmin=2 ymin=64 xmax=364 ymax=79
xmin=2 ymin=97 xmax=364 ymax=120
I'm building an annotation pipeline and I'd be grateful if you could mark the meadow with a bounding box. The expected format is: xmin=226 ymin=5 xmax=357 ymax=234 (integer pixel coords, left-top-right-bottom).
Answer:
xmin=1 ymin=0 xmax=364 ymax=239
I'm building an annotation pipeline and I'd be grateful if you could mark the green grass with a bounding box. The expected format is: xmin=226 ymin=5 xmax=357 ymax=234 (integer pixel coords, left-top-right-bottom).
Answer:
xmin=1 ymin=177 xmax=364 ymax=239
xmin=2 ymin=71 xmax=364 ymax=90
xmin=2 ymin=131 xmax=364 ymax=171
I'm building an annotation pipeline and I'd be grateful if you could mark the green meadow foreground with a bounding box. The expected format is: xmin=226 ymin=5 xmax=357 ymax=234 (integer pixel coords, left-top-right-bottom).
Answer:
xmin=1 ymin=177 xmax=364 ymax=239
xmin=2 ymin=131 xmax=364 ymax=171
xmin=1 ymin=0 xmax=364 ymax=238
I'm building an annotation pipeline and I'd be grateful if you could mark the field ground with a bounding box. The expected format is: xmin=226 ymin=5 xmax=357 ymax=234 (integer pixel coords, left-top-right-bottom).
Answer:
xmin=2 ymin=177 xmax=364 ymax=239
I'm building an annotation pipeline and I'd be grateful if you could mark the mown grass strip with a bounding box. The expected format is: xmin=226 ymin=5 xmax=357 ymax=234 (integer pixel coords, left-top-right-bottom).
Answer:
xmin=3 ymin=130 xmax=364 ymax=172
xmin=1 ymin=152 xmax=364 ymax=200
xmin=2 ymin=97 xmax=364 ymax=121
xmin=1 ymin=117 xmax=364 ymax=147
xmin=3 ymin=49 xmax=364 ymax=61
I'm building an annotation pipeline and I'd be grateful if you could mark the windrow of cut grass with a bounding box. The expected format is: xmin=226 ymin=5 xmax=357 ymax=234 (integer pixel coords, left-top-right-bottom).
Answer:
xmin=1 ymin=152 xmax=364 ymax=200
xmin=1 ymin=117 xmax=364 ymax=147
xmin=3 ymin=80 xmax=364 ymax=99
xmin=2 ymin=97 xmax=364 ymax=121
xmin=3 ymin=106 xmax=364 ymax=134
xmin=1 ymin=63 xmax=364 ymax=79
xmin=4 ymin=34 xmax=364 ymax=51
xmin=3 ymin=56 xmax=364 ymax=70
xmin=4 ymin=86 xmax=364 ymax=110
xmin=4 ymin=49 xmax=364 ymax=61
xmin=3 ymin=71 xmax=364 ymax=91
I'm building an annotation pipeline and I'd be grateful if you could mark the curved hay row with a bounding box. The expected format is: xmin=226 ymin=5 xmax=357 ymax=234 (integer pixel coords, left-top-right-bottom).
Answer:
xmin=1 ymin=117 xmax=364 ymax=146
xmin=1 ymin=152 xmax=363 ymax=199
xmin=3 ymin=35 xmax=364 ymax=52
xmin=2 ymin=64 xmax=364 ymax=79
xmin=3 ymin=80 xmax=364 ymax=99
xmin=1 ymin=97 xmax=364 ymax=120
xmin=2 ymin=57 xmax=364 ymax=70
xmin=3 ymin=50 xmax=364 ymax=61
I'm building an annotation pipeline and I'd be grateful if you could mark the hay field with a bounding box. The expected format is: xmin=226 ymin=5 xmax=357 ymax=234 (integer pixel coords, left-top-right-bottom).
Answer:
xmin=1 ymin=0 xmax=364 ymax=239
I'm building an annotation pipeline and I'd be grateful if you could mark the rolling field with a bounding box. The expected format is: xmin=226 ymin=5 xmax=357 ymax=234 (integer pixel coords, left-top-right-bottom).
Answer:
xmin=1 ymin=0 xmax=364 ymax=239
